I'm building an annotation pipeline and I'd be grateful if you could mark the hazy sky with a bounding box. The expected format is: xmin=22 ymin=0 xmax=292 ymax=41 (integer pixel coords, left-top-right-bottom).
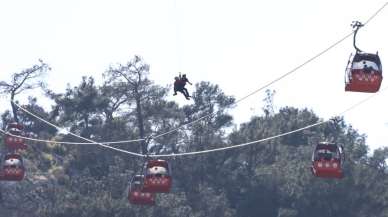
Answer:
xmin=0 ymin=0 xmax=387 ymax=151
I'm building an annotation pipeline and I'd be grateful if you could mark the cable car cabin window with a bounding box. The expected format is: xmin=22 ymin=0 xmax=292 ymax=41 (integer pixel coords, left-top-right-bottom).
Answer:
xmin=316 ymin=149 xmax=333 ymax=161
xmin=7 ymin=123 xmax=24 ymax=131
xmin=130 ymin=175 xmax=144 ymax=191
xmin=145 ymin=160 xmax=171 ymax=177
xmin=351 ymin=53 xmax=382 ymax=73
xmin=352 ymin=60 xmax=380 ymax=72
xmin=314 ymin=146 xmax=340 ymax=161
xmin=352 ymin=53 xmax=382 ymax=69
xmin=8 ymin=128 xmax=22 ymax=134
xmin=133 ymin=180 xmax=142 ymax=188
xmin=3 ymin=154 xmax=24 ymax=167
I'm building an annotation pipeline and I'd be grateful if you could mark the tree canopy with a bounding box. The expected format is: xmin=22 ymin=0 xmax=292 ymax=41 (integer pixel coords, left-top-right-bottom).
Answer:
xmin=0 ymin=56 xmax=387 ymax=217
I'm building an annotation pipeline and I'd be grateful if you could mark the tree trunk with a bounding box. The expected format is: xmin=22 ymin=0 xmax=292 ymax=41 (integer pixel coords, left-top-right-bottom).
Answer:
xmin=135 ymin=90 xmax=147 ymax=155
xmin=104 ymin=110 xmax=114 ymax=125
xmin=10 ymin=92 xmax=19 ymax=122
xmin=81 ymin=115 xmax=90 ymax=138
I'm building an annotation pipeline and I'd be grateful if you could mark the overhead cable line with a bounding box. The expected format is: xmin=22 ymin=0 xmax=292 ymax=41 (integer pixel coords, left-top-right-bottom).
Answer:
xmin=7 ymin=3 xmax=386 ymax=146
xmin=147 ymin=85 xmax=388 ymax=157
xmin=0 ymin=128 xmax=143 ymax=145
xmin=152 ymin=31 xmax=353 ymax=140
xmin=150 ymin=2 xmax=388 ymax=140
xmin=4 ymin=3 xmax=387 ymax=156
xmin=11 ymin=84 xmax=388 ymax=158
xmin=364 ymin=2 xmax=388 ymax=25
xmin=2 ymin=99 xmax=145 ymax=144
xmin=12 ymin=102 xmax=144 ymax=157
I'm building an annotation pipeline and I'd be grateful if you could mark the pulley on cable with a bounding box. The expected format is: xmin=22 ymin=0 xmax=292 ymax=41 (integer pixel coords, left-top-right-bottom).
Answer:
xmin=311 ymin=142 xmax=345 ymax=179
xmin=345 ymin=21 xmax=383 ymax=93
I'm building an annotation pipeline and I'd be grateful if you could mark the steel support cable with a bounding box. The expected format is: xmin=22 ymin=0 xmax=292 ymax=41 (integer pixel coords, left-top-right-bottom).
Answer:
xmin=148 ymin=85 xmax=388 ymax=157
xmin=152 ymin=32 xmax=353 ymax=140
xmin=12 ymin=102 xmax=144 ymax=157
xmin=6 ymin=3 xmax=388 ymax=156
xmin=6 ymin=101 xmax=144 ymax=144
xmin=151 ymin=2 xmax=388 ymax=140
xmin=7 ymin=3 xmax=386 ymax=146
xmin=12 ymin=84 xmax=388 ymax=158
xmin=0 ymin=128 xmax=144 ymax=145
xmin=363 ymin=2 xmax=388 ymax=25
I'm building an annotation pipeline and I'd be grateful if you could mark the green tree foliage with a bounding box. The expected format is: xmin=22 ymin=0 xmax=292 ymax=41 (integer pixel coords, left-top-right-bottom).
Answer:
xmin=0 ymin=57 xmax=387 ymax=217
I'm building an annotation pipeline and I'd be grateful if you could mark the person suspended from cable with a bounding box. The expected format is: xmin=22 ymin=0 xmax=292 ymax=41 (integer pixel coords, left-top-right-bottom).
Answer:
xmin=180 ymin=73 xmax=192 ymax=97
xmin=173 ymin=72 xmax=192 ymax=100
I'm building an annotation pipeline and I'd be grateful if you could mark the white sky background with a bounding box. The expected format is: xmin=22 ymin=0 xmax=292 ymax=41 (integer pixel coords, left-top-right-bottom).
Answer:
xmin=0 ymin=0 xmax=387 ymax=152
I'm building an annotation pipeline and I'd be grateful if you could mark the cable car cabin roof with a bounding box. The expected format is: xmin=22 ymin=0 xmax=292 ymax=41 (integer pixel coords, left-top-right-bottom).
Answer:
xmin=146 ymin=160 xmax=169 ymax=168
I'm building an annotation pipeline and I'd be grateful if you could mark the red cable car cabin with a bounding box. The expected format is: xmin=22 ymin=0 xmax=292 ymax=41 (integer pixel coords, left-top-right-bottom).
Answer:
xmin=345 ymin=52 xmax=382 ymax=93
xmin=4 ymin=123 xmax=27 ymax=150
xmin=142 ymin=159 xmax=172 ymax=193
xmin=4 ymin=128 xmax=27 ymax=150
xmin=311 ymin=142 xmax=344 ymax=179
xmin=1 ymin=153 xmax=25 ymax=181
xmin=128 ymin=175 xmax=155 ymax=205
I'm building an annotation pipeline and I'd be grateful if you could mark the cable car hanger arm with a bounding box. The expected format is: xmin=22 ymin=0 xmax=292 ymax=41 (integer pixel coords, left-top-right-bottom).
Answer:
xmin=351 ymin=21 xmax=364 ymax=53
